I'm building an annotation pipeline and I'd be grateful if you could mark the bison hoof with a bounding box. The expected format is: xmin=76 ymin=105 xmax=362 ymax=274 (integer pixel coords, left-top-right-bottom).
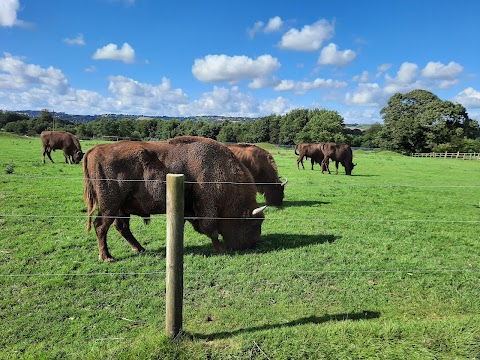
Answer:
xmin=100 ymin=255 xmax=116 ymax=263
xmin=133 ymin=247 xmax=146 ymax=253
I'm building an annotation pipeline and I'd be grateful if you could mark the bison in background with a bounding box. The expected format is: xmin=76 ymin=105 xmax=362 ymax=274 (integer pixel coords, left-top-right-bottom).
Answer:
xmin=227 ymin=144 xmax=287 ymax=206
xmin=83 ymin=136 xmax=266 ymax=262
xmin=321 ymin=142 xmax=356 ymax=175
xmin=41 ymin=131 xmax=84 ymax=164
xmin=294 ymin=143 xmax=328 ymax=172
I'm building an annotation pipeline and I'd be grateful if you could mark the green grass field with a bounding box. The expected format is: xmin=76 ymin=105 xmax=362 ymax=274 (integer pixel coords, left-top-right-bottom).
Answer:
xmin=1 ymin=132 xmax=479 ymax=359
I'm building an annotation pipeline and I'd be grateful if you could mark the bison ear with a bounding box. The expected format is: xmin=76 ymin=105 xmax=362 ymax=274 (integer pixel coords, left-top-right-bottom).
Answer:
xmin=252 ymin=205 xmax=267 ymax=216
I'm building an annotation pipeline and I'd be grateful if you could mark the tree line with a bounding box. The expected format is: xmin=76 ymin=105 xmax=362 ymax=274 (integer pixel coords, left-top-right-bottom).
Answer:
xmin=2 ymin=89 xmax=480 ymax=154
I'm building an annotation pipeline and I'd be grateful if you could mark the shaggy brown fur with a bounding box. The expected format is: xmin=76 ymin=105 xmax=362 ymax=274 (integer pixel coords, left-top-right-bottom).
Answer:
xmin=227 ymin=144 xmax=286 ymax=206
xmin=40 ymin=131 xmax=84 ymax=164
xmin=321 ymin=142 xmax=356 ymax=175
xmin=83 ymin=136 xmax=266 ymax=262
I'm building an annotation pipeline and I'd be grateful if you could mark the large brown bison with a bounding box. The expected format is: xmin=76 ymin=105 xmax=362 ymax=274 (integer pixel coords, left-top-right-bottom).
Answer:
xmin=321 ymin=142 xmax=356 ymax=175
xmin=40 ymin=131 xmax=84 ymax=164
xmin=294 ymin=143 xmax=328 ymax=171
xmin=227 ymin=144 xmax=287 ymax=206
xmin=83 ymin=136 xmax=266 ymax=262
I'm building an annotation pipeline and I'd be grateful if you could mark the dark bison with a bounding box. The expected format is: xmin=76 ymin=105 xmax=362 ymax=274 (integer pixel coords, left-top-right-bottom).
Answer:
xmin=294 ymin=143 xmax=328 ymax=172
xmin=227 ymin=144 xmax=287 ymax=206
xmin=83 ymin=136 xmax=266 ymax=262
xmin=321 ymin=142 xmax=356 ymax=175
xmin=40 ymin=131 xmax=84 ymax=164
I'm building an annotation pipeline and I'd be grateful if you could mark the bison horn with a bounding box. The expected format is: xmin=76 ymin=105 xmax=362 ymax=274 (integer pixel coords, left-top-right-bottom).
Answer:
xmin=281 ymin=178 xmax=288 ymax=186
xmin=252 ymin=205 xmax=267 ymax=216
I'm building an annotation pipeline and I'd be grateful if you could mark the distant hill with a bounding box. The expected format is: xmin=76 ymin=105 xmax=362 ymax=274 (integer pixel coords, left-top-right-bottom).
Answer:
xmin=10 ymin=110 xmax=258 ymax=123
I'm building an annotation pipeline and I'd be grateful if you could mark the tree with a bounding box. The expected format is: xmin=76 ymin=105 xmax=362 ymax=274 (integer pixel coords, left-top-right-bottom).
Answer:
xmin=295 ymin=109 xmax=346 ymax=143
xmin=379 ymin=89 xmax=479 ymax=154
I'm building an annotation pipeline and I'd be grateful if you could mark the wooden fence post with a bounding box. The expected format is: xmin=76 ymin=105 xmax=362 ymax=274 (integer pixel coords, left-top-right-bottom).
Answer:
xmin=165 ymin=174 xmax=184 ymax=338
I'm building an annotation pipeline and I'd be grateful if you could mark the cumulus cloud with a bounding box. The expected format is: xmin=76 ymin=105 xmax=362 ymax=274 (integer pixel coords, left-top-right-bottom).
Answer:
xmin=384 ymin=62 xmax=420 ymax=94
xmin=63 ymin=33 xmax=85 ymax=46
xmin=92 ymin=43 xmax=135 ymax=63
xmin=108 ymin=75 xmax=188 ymax=104
xmin=247 ymin=16 xmax=283 ymax=38
xmin=0 ymin=0 xmax=26 ymax=27
xmin=454 ymin=87 xmax=480 ymax=108
xmin=376 ymin=63 xmax=392 ymax=78
xmin=421 ymin=61 xmax=463 ymax=79
xmin=345 ymin=83 xmax=385 ymax=106
xmin=178 ymin=86 xmax=258 ymax=117
xmin=352 ymin=71 xmax=369 ymax=82
xmin=273 ymin=77 xmax=347 ymax=94
xmin=192 ymin=54 xmax=280 ymax=84
xmin=318 ymin=43 xmax=356 ymax=66
xmin=0 ymin=53 xmax=69 ymax=94
xmin=279 ymin=19 xmax=334 ymax=51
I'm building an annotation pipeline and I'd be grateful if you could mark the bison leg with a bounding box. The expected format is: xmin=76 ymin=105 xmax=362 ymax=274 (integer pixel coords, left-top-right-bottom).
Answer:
xmin=296 ymin=156 xmax=305 ymax=170
xmin=335 ymin=161 xmax=340 ymax=174
xmin=93 ymin=215 xmax=116 ymax=262
xmin=113 ymin=216 xmax=146 ymax=254
xmin=210 ymin=230 xmax=225 ymax=253
xmin=44 ymin=148 xmax=54 ymax=163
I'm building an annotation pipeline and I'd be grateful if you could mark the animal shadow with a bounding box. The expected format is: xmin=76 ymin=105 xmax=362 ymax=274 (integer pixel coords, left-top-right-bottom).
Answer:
xmin=181 ymin=233 xmax=339 ymax=257
xmin=281 ymin=200 xmax=330 ymax=207
xmin=189 ymin=311 xmax=380 ymax=341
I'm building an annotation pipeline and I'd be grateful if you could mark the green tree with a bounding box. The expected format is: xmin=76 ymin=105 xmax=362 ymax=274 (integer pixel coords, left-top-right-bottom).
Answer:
xmin=379 ymin=89 xmax=478 ymax=154
xmin=295 ymin=109 xmax=346 ymax=143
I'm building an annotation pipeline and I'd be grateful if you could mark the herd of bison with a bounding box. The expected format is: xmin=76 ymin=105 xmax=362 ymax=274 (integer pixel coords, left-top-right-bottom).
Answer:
xmin=40 ymin=130 xmax=355 ymax=262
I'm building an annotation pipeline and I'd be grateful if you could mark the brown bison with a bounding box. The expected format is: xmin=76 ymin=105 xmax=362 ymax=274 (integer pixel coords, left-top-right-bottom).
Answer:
xmin=83 ymin=136 xmax=266 ymax=262
xmin=227 ymin=144 xmax=287 ymax=206
xmin=294 ymin=143 xmax=328 ymax=172
xmin=321 ymin=142 xmax=356 ymax=175
xmin=40 ymin=131 xmax=84 ymax=164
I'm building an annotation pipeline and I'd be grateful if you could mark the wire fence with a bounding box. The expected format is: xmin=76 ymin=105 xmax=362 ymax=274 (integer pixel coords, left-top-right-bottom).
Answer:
xmin=411 ymin=152 xmax=480 ymax=160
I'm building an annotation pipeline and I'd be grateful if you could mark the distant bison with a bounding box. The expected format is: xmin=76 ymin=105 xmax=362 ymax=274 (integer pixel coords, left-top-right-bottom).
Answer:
xmin=294 ymin=143 xmax=328 ymax=172
xmin=227 ymin=143 xmax=287 ymax=206
xmin=321 ymin=142 xmax=356 ymax=175
xmin=83 ymin=136 xmax=266 ymax=262
xmin=40 ymin=131 xmax=84 ymax=164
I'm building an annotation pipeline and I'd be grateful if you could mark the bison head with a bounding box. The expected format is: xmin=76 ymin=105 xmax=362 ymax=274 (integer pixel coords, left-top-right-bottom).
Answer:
xmin=220 ymin=206 xmax=266 ymax=250
xmin=73 ymin=150 xmax=84 ymax=164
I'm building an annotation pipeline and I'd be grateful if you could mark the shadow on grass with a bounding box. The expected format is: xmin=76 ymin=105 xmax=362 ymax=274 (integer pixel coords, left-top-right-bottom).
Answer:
xmin=180 ymin=233 xmax=340 ymax=257
xmin=189 ymin=311 xmax=380 ymax=341
xmin=281 ymin=200 xmax=330 ymax=207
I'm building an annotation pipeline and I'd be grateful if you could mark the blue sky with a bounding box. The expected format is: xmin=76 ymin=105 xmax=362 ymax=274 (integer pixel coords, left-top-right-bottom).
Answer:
xmin=1 ymin=0 xmax=479 ymax=123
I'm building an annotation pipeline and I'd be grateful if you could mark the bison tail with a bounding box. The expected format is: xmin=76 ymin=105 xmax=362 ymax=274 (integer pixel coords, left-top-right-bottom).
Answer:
xmin=294 ymin=144 xmax=299 ymax=155
xmin=83 ymin=153 xmax=97 ymax=233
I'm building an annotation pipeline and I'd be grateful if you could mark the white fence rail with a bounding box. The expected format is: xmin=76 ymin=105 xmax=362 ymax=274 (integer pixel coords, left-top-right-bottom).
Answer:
xmin=411 ymin=152 xmax=480 ymax=160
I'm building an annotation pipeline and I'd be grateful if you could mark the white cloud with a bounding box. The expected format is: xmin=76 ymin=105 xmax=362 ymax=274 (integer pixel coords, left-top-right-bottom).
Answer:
xmin=0 ymin=53 xmax=69 ymax=94
xmin=192 ymin=54 xmax=280 ymax=83
xmin=279 ymin=19 xmax=334 ymax=51
xmin=384 ymin=62 xmax=420 ymax=94
xmin=179 ymin=86 xmax=259 ymax=117
xmin=265 ymin=16 xmax=283 ymax=33
xmin=0 ymin=0 xmax=25 ymax=27
xmin=63 ymin=34 xmax=85 ymax=46
xmin=259 ymin=96 xmax=293 ymax=115
xmin=454 ymin=87 xmax=480 ymax=108
xmin=352 ymin=70 xmax=369 ymax=82
xmin=345 ymin=83 xmax=385 ymax=106
xmin=84 ymin=65 xmax=96 ymax=73
xmin=247 ymin=16 xmax=283 ymax=38
xmin=108 ymin=75 xmax=188 ymax=104
xmin=376 ymin=63 xmax=392 ymax=78
xmin=421 ymin=61 xmax=463 ymax=79
xmin=92 ymin=43 xmax=136 ymax=64
xmin=274 ymin=77 xmax=347 ymax=94
xmin=318 ymin=43 xmax=356 ymax=66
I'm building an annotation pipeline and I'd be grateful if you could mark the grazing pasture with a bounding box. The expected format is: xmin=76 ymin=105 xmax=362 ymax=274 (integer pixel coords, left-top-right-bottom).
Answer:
xmin=0 ymin=132 xmax=479 ymax=359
